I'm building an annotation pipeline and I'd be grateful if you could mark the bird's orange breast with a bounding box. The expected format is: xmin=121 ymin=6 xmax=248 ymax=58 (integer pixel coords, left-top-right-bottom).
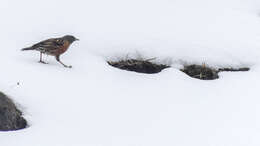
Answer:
xmin=56 ymin=41 xmax=70 ymax=55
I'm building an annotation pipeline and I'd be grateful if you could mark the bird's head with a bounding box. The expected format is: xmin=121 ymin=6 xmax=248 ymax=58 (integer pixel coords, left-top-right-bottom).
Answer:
xmin=62 ymin=35 xmax=79 ymax=43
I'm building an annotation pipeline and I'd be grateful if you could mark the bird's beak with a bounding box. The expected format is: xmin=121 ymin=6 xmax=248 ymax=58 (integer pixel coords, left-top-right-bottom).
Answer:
xmin=75 ymin=38 xmax=80 ymax=41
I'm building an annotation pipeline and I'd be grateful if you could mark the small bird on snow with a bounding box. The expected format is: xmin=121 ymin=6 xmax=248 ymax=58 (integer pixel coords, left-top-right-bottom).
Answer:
xmin=21 ymin=35 xmax=79 ymax=68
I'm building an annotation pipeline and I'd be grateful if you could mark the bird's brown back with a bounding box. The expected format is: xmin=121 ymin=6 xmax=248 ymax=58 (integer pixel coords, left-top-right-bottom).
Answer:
xmin=32 ymin=38 xmax=71 ymax=56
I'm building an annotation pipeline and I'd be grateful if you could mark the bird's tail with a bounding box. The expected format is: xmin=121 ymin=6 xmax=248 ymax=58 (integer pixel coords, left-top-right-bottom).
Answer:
xmin=21 ymin=47 xmax=34 ymax=51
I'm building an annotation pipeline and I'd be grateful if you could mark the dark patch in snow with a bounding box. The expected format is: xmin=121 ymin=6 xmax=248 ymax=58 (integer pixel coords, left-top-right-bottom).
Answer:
xmin=0 ymin=92 xmax=27 ymax=131
xmin=181 ymin=64 xmax=219 ymax=80
xmin=108 ymin=59 xmax=170 ymax=74
xmin=218 ymin=67 xmax=250 ymax=72
xmin=181 ymin=64 xmax=250 ymax=80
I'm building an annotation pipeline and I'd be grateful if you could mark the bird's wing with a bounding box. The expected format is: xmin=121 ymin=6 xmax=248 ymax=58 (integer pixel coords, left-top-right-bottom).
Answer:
xmin=32 ymin=38 xmax=65 ymax=51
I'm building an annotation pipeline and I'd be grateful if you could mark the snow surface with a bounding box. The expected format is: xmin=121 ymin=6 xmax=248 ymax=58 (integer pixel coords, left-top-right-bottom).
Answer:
xmin=1 ymin=0 xmax=260 ymax=145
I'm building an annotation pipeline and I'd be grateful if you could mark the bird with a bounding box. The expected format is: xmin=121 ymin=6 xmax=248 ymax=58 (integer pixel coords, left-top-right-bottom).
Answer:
xmin=21 ymin=35 xmax=79 ymax=68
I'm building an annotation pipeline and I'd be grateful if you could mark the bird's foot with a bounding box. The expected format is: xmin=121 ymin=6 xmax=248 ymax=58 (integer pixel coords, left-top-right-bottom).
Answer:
xmin=64 ymin=65 xmax=72 ymax=68
xmin=57 ymin=60 xmax=72 ymax=68
xmin=38 ymin=60 xmax=48 ymax=64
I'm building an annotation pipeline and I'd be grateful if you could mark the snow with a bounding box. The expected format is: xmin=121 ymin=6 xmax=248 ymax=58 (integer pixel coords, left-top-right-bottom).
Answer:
xmin=0 ymin=0 xmax=260 ymax=145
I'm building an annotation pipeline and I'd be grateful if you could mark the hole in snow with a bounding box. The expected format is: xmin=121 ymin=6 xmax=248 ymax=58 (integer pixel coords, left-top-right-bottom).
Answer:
xmin=108 ymin=58 xmax=170 ymax=74
xmin=0 ymin=92 xmax=27 ymax=131
xmin=181 ymin=64 xmax=250 ymax=80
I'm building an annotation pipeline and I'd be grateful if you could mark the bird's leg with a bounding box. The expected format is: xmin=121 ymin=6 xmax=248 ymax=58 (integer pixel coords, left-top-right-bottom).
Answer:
xmin=55 ymin=55 xmax=72 ymax=68
xmin=39 ymin=52 xmax=48 ymax=64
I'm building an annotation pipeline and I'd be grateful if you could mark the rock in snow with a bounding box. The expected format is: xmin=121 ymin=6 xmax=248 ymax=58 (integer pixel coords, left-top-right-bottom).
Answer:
xmin=0 ymin=92 xmax=27 ymax=131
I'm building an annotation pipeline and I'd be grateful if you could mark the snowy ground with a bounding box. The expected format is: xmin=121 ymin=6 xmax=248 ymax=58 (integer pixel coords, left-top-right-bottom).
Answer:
xmin=1 ymin=0 xmax=260 ymax=145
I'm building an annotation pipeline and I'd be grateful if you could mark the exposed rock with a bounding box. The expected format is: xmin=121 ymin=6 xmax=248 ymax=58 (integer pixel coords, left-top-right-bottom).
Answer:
xmin=181 ymin=64 xmax=219 ymax=80
xmin=181 ymin=64 xmax=250 ymax=80
xmin=0 ymin=92 xmax=27 ymax=131
xmin=108 ymin=59 xmax=169 ymax=74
